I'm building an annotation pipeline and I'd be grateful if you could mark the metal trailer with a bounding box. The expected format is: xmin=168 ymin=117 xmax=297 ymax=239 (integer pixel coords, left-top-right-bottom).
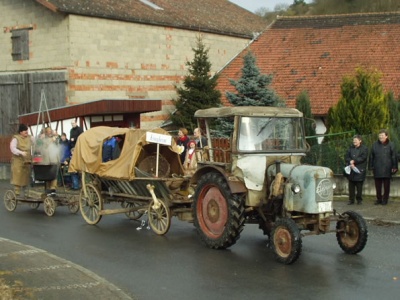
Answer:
xmin=71 ymin=127 xmax=194 ymax=235
xmin=4 ymin=164 xmax=80 ymax=216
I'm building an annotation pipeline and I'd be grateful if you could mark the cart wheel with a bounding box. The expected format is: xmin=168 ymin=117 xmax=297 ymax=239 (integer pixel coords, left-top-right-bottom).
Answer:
xmin=148 ymin=200 xmax=171 ymax=235
xmin=44 ymin=197 xmax=56 ymax=217
xmin=271 ymin=218 xmax=302 ymax=264
xmin=68 ymin=195 xmax=80 ymax=214
xmin=336 ymin=211 xmax=368 ymax=254
xmin=30 ymin=202 xmax=40 ymax=209
xmin=121 ymin=201 xmax=143 ymax=220
xmin=4 ymin=190 xmax=17 ymax=212
xmin=80 ymin=184 xmax=103 ymax=225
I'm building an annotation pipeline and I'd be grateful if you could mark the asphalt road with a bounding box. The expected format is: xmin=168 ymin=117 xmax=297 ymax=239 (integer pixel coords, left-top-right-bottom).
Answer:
xmin=1 ymin=189 xmax=400 ymax=299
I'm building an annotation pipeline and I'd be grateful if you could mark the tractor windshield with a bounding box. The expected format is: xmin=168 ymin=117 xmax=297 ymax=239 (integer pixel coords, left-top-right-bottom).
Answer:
xmin=238 ymin=116 xmax=306 ymax=152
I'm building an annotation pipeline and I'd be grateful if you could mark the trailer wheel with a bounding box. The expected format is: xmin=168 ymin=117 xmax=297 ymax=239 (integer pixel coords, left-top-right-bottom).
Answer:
xmin=121 ymin=201 xmax=143 ymax=220
xmin=193 ymin=172 xmax=245 ymax=249
xmin=30 ymin=202 xmax=40 ymax=209
xmin=4 ymin=190 xmax=17 ymax=212
xmin=271 ymin=218 xmax=302 ymax=264
xmin=68 ymin=195 xmax=80 ymax=214
xmin=80 ymin=184 xmax=103 ymax=225
xmin=44 ymin=197 xmax=56 ymax=217
xmin=148 ymin=200 xmax=171 ymax=235
xmin=336 ymin=210 xmax=368 ymax=254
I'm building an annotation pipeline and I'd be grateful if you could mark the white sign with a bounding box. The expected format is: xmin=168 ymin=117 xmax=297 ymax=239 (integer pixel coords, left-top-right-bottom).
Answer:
xmin=146 ymin=132 xmax=172 ymax=146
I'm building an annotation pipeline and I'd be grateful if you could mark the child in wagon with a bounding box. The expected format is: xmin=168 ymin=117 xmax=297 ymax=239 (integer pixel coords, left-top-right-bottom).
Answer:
xmin=183 ymin=140 xmax=197 ymax=175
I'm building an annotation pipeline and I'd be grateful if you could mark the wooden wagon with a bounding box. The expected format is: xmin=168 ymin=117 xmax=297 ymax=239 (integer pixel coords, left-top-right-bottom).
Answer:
xmin=69 ymin=127 xmax=193 ymax=235
xmin=4 ymin=164 xmax=80 ymax=216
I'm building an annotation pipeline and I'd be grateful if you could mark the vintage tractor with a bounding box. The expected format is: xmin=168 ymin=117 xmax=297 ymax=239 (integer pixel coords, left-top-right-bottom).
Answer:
xmin=191 ymin=106 xmax=368 ymax=264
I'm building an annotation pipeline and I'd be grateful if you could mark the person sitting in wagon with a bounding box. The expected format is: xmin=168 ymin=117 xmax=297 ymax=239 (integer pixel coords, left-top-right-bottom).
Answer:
xmin=183 ymin=140 xmax=198 ymax=175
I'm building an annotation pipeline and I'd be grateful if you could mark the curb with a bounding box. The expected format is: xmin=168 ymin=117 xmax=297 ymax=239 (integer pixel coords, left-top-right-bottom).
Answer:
xmin=0 ymin=238 xmax=134 ymax=300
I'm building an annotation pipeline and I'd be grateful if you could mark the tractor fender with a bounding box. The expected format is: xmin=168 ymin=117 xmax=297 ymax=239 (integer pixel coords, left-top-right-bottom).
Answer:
xmin=191 ymin=165 xmax=247 ymax=194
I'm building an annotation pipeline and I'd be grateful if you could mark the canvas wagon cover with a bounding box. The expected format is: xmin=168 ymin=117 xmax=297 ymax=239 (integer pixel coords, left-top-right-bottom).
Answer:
xmin=69 ymin=126 xmax=180 ymax=180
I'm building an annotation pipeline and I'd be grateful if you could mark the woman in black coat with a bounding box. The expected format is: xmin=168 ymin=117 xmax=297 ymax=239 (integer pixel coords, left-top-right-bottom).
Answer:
xmin=369 ymin=129 xmax=398 ymax=205
xmin=345 ymin=135 xmax=369 ymax=205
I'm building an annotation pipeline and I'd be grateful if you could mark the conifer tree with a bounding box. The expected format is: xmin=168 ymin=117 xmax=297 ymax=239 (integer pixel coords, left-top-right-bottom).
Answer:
xmin=296 ymin=90 xmax=317 ymax=146
xmin=217 ymin=51 xmax=283 ymax=136
xmin=170 ymin=35 xmax=221 ymax=131
xmin=327 ymin=67 xmax=388 ymax=136
xmin=387 ymin=91 xmax=400 ymax=152
xmin=296 ymin=90 xmax=317 ymax=164
xmin=226 ymin=51 xmax=281 ymax=107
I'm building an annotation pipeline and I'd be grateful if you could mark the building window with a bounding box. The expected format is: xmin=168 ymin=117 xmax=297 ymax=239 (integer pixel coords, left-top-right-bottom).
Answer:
xmin=11 ymin=29 xmax=30 ymax=61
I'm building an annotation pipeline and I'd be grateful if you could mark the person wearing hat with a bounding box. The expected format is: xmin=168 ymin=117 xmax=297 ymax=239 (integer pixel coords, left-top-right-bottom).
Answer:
xmin=9 ymin=124 xmax=33 ymax=196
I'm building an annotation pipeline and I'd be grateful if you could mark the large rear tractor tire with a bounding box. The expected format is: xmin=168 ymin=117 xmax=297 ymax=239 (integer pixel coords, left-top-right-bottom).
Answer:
xmin=271 ymin=218 xmax=302 ymax=264
xmin=193 ymin=172 xmax=245 ymax=249
xmin=336 ymin=210 xmax=368 ymax=254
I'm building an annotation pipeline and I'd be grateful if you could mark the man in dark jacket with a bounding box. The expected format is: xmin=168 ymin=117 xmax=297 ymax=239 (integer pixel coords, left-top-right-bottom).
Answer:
xmin=369 ymin=129 xmax=398 ymax=205
xmin=70 ymin=121 xmax=83 ymax=148
xmin=345 ymin=135 xmax=368 ymax=205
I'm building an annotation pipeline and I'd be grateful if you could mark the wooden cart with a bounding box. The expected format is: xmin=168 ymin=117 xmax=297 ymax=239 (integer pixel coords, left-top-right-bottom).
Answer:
xmin=70 ymin=127 xmax=193 ymax=235
xmin=4 ymin=164 xmax=80 ymax=216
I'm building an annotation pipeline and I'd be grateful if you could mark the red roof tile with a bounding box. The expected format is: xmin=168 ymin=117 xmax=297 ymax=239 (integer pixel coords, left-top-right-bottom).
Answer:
xmin=217 ymin=12 xmax=400 ymax=116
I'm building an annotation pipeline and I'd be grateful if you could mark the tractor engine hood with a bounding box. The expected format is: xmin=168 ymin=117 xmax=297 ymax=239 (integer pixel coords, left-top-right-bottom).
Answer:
xmin=268 ymin=163 xmax=336 ymax=214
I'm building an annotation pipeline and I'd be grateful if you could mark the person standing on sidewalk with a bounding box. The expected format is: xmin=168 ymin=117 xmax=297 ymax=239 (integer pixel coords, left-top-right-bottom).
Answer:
xmin=345 ymin=135 xmax=368 ymax=205
xmin=10 ymin=124 xmax=33 ymax=197
xmin=369 ymin=129 xmax=398 ymax=205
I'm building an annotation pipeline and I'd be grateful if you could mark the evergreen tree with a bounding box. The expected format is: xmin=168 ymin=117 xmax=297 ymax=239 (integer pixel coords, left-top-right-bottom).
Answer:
xmin=387 ymin=91 xmax=400 ymax=153
xmin=216 ymin=51 xmax=283 ymax=137
xmin=296 ymin=90 xmax=317 ymax=146
xmin=226 ymin=51 xmax=281 ymax=107
xmin=296 ymin=90 xmax=317 ymax=164
xmin=170 ymin=35 xmax=221 ymax=131
xmin=327 ymin=67 xmax=388 ymax=137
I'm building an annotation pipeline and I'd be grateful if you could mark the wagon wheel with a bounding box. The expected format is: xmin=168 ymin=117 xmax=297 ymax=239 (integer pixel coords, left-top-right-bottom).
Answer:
xmin=121 ymin=201 xmax=143 ymax=220
xmin=44 ymin=197 xmax=56 ymax=217
xmin=336 ymin=211 xmax=368 ymax=254
xmin=68 ymin=195 xmax=80 ymax=214
xmin=271 ymin=218 xmax=302 ymax=264
xmin=80 ymin=184 xmax=103 ymax=225
xmin=4 ymin=190 xmax=17 ymax=212
xmin=148 ymin=200 xmax=171 ymax=235
xmin=30 ymin=202 xmax=40 ymax=209
xmin=193 ymin=172 xmax=245 ymax=249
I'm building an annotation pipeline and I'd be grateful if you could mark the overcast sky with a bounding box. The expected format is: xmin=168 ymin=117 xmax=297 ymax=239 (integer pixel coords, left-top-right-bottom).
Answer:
xmin=229 ymin=0 xmax=311 ymax=12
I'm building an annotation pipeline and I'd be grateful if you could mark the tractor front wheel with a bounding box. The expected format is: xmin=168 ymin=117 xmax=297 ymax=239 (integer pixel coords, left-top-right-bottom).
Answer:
xmin=271 ymin=218 xmax=302 ymax=264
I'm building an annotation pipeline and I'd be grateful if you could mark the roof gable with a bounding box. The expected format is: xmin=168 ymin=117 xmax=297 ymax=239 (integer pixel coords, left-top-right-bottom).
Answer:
xmin=217 ymin=12 xmax=400 ymax=116
xmin=35 ymin=0 xmax=267 ymax=38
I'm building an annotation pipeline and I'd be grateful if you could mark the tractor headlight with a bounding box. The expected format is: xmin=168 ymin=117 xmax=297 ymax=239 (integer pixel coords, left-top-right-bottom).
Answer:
xmin=332 ymin=182 xmax=337 ymax=190
xmin=291 ymin=184 xmax=301 ymax=194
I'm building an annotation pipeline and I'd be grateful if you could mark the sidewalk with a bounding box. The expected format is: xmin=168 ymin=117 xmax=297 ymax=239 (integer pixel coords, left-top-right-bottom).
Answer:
xmin=0 ymin=238 xmax=133 ymax=300
xmin=333 ymin=196 xmax=400 ymax=225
